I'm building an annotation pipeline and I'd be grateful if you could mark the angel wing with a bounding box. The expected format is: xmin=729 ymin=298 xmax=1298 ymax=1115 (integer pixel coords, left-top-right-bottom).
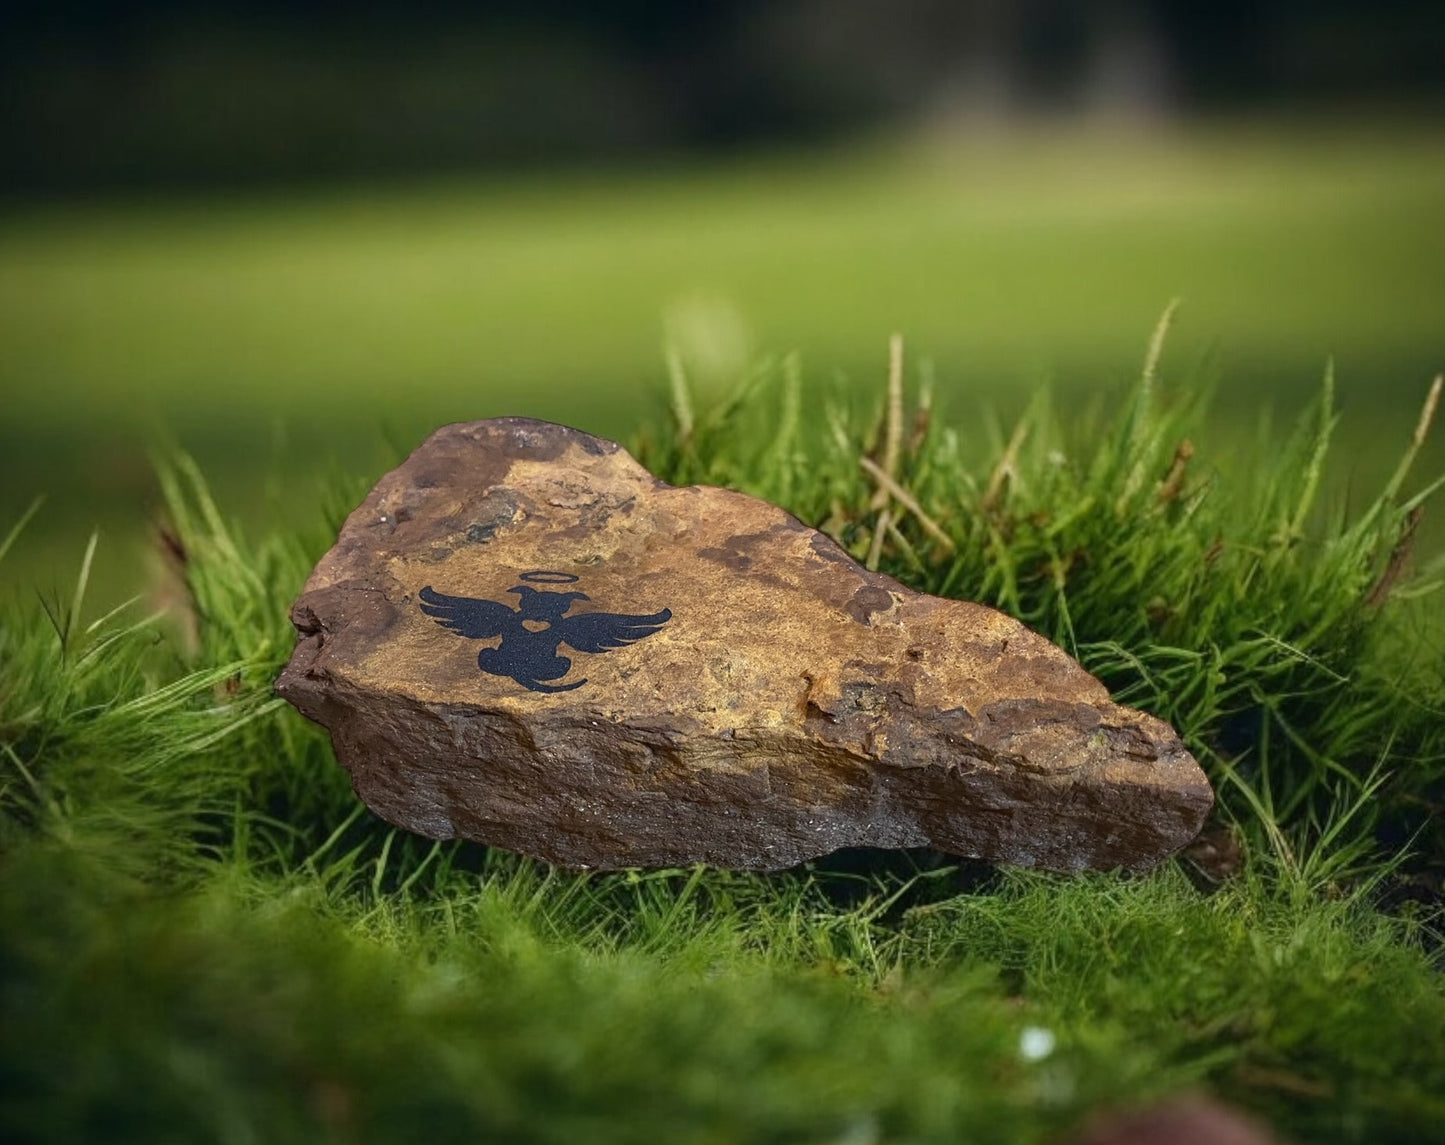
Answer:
xmin=557 ymin=607 xmax=672 ymax=654
xmin=418 ymin=585 xmax=522 ymax=640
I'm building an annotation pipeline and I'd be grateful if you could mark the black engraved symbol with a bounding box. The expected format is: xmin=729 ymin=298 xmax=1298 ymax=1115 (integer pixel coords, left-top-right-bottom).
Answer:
xmin=418 ymin=570 xmax=673 ymax=694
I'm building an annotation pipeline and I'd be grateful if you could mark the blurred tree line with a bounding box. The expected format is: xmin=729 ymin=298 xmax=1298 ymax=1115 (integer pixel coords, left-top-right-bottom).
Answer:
xmin=3 ymin=0 xmax=1443 ymax=192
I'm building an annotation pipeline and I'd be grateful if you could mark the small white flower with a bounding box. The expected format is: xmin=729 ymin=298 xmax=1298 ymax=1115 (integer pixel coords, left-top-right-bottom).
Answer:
xmin=1018 ymin=1025 xmax=1056 ymax=1061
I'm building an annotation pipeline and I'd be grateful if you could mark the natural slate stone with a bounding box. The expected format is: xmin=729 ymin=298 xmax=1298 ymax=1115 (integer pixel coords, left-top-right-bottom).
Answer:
xmin=276 ymin=418 xmax=1213 ymax=871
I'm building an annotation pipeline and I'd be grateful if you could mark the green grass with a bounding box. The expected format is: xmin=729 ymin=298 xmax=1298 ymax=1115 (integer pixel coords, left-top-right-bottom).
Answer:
xmin=3 ymin=121 xmax=1444 ymax=600
xmin=2 ymin=319 xmax=1443 ymax=1143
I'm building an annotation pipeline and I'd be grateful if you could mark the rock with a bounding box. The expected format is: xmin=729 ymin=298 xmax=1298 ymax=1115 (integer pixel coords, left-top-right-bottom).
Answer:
xmin=1063 ymin=1098 xmax=1284 ymax=1145
xmin=276 ymin=418 xmax=1212 ymax=871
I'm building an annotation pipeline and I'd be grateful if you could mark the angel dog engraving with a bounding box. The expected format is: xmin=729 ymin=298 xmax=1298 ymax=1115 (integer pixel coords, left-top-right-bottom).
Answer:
xmin=419 ymin=570 xmax=673 ymax=693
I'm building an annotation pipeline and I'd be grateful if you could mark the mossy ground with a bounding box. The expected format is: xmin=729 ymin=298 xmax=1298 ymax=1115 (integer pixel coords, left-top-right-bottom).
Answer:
xmin=2 ymin=323 xmax=1443 ymax=1143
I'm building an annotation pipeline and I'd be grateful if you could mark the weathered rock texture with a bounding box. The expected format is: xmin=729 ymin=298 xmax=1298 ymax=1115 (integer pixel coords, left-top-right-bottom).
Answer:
xmin=277 ymin=418 xmax=1213 ymax=871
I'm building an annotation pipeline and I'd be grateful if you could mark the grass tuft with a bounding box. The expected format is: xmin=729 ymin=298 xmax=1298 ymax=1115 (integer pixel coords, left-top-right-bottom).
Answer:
xmin=644 ymin=320 xmax=1445 ymax=885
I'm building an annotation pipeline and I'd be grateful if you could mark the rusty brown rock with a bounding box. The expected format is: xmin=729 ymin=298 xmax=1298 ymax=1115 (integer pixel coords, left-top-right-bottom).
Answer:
xmin=276 ymin=418 xmax=1213 ymax=871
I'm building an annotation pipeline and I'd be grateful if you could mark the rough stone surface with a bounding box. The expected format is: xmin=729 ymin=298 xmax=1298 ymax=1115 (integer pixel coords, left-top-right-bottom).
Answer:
xmin=276 ymin=417 xmax=1213 ymax=871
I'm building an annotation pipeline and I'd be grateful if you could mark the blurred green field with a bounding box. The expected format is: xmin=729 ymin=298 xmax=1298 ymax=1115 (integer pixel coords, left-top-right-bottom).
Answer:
xmin=2 ymin=120 xmax=1442 ymax=598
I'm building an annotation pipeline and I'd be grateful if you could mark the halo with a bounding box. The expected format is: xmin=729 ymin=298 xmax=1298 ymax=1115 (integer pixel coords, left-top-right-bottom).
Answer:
xmin=518 ymin=569 xmax=580 ymax=584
